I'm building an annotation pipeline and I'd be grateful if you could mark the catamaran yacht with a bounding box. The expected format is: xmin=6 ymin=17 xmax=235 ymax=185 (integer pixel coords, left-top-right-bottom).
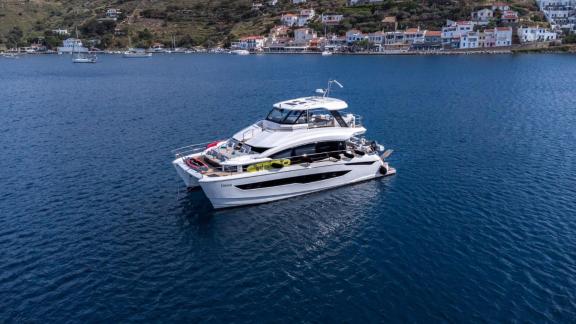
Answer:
xmin=172 ymin=81 xmax=395 ymax=208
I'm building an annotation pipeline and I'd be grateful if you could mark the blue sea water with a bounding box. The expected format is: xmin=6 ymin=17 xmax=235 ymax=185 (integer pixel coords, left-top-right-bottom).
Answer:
xmin=1 ymin=54 xmax=576 ymax=322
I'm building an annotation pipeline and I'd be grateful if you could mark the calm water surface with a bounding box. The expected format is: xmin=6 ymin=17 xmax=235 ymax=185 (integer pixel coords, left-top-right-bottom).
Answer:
xmin=1 ymin=54 xmax=576 ymax=322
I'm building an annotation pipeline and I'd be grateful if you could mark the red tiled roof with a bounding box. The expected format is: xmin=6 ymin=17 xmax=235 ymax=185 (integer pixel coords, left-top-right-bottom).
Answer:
xmin=426 ymin=31 xmax=442 ymax=36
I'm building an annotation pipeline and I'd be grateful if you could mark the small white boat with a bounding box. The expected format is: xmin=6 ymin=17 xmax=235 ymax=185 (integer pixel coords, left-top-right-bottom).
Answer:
xmin=321 ymin=51 xmax=333 ymax=56
xmin=73 ymin=54 xmax=97 ymax=63
xmin=230 ymin=49 xmax=250 ymax=55
xmin=172 ymin=80 xmax=396 ymax=209
xmin=123 ymin=48 xmax=152 ymax=58
xmin=1 ymin=53 xmax=21 ymax=59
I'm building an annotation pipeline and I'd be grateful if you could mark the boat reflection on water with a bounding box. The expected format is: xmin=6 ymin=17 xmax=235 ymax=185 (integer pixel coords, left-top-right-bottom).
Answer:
xmin=175 ymin=175 xmax=394 ymax=249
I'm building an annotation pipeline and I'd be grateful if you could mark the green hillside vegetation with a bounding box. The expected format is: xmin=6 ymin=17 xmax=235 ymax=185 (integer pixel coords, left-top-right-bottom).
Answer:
xmin=0 ymin=0 xmax=547 ymax=49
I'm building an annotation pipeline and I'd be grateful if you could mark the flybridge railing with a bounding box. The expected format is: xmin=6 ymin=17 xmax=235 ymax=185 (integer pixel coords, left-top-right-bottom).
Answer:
xmin=351 ymin=114 xmax=363 ymax=128
xmin=171 ymin=142 xmax=215 ymax=158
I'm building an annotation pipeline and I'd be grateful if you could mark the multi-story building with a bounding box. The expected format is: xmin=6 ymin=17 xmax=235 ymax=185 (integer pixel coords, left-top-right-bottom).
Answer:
xmin=281 ymin=14 xmax=299 ymax=27
xmin=346 ymin=29 xmax=366 ymax=43
xmin=321 ymin=14 xmax=344 ymax=25
xmin=297 ymin=9 xmax=315 ymax=27
xmin=517 ymin=26 xmax=558 ymax=42
xmin=294 ymin=28 xmax=317 ymax=45
xmin=460 ymin=31 xmax=480 ymax=48
xmin=471 ymin=8 xmax=494 ymax=25
xmin=537 ymin=0 xmax=576 ymax=31
xmin=232 ymin=36 xmax=266 ymax=50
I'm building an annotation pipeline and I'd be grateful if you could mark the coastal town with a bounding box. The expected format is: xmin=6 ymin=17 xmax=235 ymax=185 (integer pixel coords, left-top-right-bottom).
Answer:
xmin=1 ymin=0 xmax=576 ymax=55
xmin=230 ymin=0 xmax=574 ymax=53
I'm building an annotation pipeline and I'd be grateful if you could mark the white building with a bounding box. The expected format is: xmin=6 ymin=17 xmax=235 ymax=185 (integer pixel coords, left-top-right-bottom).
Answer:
xmin=321 ymin=14 xmax=344 ymax=25
xmin=460 ymin=31 xmax=480 ymax=48
xmin=494 ymin=27 xmax=513 ymax=46
xmin=106 ymin=9 xmax=120 ymax=20
xmin=367 ymin=31 xmax=385 ymax=45
xmin=281 ymin=14 xmax=299 ymax=27
xmin=294 ymin=28 xmax=317 ymax=45
xmin=404 ymin=28 xmax=425 ymax=44
xmin=442 ymin=20 xmax=476 ymax=47
xmin=232 ymin=36 xmax=266 ymax=50
xmin=518 ymin=26 xmax=558 ymax=42
xmin=537 ymin=0 xmax=576 ymax=30
xmin=346 ymin=29 xmax=366 ymax=43
xmin=297 ymin=9 xmax=315 ymax=27
xmin=52 ymin=29 xmax=69 ymax=36
xmin=57 ymin=38 xmax=89 ymax=54
xmin=471 ymin=8 xmax=494 ymax=25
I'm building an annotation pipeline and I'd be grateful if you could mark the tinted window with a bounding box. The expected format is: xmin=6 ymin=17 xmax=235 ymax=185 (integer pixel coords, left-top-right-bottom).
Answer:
xmin=315 ymin=141 xmax=345 ymax=153
xmin=293 ymin=144 xmax=316 ymax=156
xmin=250 ymin=146 xmax=269 ymax=153
xmin=270 ymin=148 xmax=292 ymax=159
xmin=266 ymin=108 xmax=289 ymax=123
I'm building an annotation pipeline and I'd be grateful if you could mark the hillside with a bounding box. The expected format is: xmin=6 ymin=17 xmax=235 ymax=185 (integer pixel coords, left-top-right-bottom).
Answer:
xmin=0 ymin=0 xmax=547 ymax=49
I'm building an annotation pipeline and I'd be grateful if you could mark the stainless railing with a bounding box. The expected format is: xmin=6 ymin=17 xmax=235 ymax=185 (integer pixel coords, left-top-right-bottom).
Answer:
xmin=171 ymin=142 xmax=215 ymax=158
xmin=351 ymin=114 xmax=363 ymax=127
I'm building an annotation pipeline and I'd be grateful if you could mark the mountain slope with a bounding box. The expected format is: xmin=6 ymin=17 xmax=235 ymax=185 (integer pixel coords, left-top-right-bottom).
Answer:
xmin=0 ymin=0 xmax=546 ymax=48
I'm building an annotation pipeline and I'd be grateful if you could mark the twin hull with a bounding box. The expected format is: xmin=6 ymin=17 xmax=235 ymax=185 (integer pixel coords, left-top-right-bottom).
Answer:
xmin=174 ymin=155 xmax=387 ymax=209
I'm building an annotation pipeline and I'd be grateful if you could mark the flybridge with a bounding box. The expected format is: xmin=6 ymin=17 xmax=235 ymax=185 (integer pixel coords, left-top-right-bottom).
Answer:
xmin=273 ymin=96 xmax=348 ymax=111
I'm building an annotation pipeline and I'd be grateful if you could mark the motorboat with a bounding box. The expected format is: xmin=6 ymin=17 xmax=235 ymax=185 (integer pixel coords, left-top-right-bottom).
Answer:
xmin=172 ymin=81 xmax=396 ymax=209
xmin=73 ymin=53 xmax=97 ymax=63
xmin=123 ymin=48 xmax=152 ymax=58
xmin=321 ymin=51 xmax=333 ymax=56
xmin=0 ymin=53 xmax=21 ymax=59
xmin=230 ymin=49 xmax=250 ymax=55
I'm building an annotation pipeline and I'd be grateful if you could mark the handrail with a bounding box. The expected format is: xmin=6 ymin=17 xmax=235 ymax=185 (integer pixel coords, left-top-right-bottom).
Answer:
xmin=171 ymin=141 xmax=215 ymax=158
xmin=351 ymin=114 xmax=363 ymax=127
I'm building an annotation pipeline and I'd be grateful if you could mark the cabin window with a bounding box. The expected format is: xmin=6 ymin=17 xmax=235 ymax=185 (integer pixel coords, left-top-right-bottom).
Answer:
xmin=235 ymin=171 xmax=351 ymax=190
xmin=266 ymin=108 xmax=290 ymax=123
xmin=293 ymin=144 xmax=316 ymax=156
xmin=250 ymin=146 xmax=269 ymax=154
xmin=269 ymin=141 xmax=346 ymax=160
xmin=270 ymin=148 xmax=292 ymax=159
xmin=283 ymin=110 xmax=304 ymax=124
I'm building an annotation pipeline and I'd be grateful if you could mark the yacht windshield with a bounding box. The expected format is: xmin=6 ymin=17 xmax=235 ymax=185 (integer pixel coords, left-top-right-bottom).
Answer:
xmin=266 ymin=108 xmax=307 ymax=124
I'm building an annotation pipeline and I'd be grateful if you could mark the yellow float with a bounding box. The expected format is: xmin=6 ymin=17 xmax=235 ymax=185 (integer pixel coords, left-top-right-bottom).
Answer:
xmin=246 ymin=159 xmax=291 ymax=172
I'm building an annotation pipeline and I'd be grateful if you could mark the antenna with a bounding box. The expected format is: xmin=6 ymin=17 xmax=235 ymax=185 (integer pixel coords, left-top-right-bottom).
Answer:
xmin=316 ymin=79 xmax=344 ymax=97
xmin=323 ymin=79 xmax=343 ymax=97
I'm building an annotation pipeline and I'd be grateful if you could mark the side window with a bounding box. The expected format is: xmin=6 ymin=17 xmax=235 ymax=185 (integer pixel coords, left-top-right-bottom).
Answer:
xmin=270 ymin=148 xmax=292 ymax=159
xmin=293 ymin=144 xmax=316 ymax=156
xmin=315 ymin=141 xmax=345 ymax=154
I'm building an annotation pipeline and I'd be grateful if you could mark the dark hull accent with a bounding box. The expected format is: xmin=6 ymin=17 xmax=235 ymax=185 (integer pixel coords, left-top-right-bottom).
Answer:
xmin=345 ymin=161 xmax=377 ymax=166
xmin=236 ymin=170 xmax=351 ymax=190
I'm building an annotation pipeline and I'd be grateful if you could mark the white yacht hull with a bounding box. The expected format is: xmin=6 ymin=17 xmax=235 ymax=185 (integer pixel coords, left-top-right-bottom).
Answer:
xmin=173 ymin=154 xmax=395 ymax=209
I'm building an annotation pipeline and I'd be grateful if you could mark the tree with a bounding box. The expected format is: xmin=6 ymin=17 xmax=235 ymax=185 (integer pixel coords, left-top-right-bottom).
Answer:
xmin=7 ymin=26 xmax=23 ymax=47
xmin=564 ymin=34 xmax=576 ymax=44
xmin=355 ymin=38 xmax=371 ymax=51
